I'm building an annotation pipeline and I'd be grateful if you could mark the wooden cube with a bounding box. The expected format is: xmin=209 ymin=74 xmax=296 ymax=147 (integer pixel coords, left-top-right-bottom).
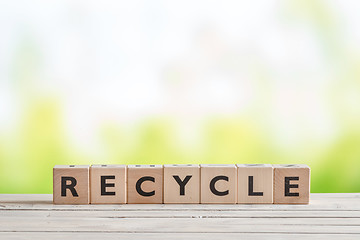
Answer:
xmin=127 ymin=165 xmax=163 ymax=204
xmin=53 ymin=165 xmax=89 ymax=204
xmin=237 ymin=164 xmax=273 ymax=204
xmin=90 ymin=164 xmax=127 ymax=204
xmin=200 ymin=164 xmax=237 ymax=204
xmin=273 ymin=164 xmax=311 ymax=204
xmin=164 ymin=164 xmax=200 ymax=204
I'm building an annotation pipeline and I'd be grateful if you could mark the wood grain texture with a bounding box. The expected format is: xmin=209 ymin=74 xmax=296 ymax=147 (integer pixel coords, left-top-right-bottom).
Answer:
xmin=90 ymin=164 xmax=127 ymax=204
xmin=0 ymin=194 xmax=359 ymax=239
xmin=273 ymin=164 xmax=310 ymax=204
xmin=53 ymin=165 xmax=90 ymax=205
xmin=164 ymin=164 xmax=200 ymax=204
xmin=127 ymin=165 xmax=163 ymax=204
xmin=237 ymin=164 xmax=273 ymax=204
xmin=200 ymin=164 xmax=237 ymax=204
xmin=0 ymin=233 xmax=359 ymax=240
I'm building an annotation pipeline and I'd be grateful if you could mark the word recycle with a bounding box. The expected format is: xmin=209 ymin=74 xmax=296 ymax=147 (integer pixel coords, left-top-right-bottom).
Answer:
xmin=53 ymin=164 xmax=310 ymax=205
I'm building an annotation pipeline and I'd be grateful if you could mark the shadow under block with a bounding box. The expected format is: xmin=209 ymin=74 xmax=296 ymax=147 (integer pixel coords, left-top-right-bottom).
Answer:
xmin=53 ymin=165 xmax=90 ymax=204
xmin=237 ymin=164 xmax=273 ymax=204
xmin=90 ymin=165 xmax=127 ymax=204
xmin=200 ymin=164 xmax=237 ymax=204
xmin=273 ymin=164 xmax=310 ymax=204
xmin=164 ymin=164 xmax=200 ymax=204
xmin=127 ymin=165 xmax=163 ymax=204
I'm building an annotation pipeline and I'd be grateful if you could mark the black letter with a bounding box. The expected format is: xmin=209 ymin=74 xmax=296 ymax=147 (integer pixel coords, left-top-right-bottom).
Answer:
xmin=136 ymin=176 xmax=155 ymax=197
xmin=210 ymin=175 xmax=229 ymax=196
xmin=173 ymin=175 xmax=192 ymax=195
xmin=285 ymin=176 xmax=299 ymax=196
xmin=61 ymin=176 xmax=78 ymax=197
xmin=248 ymin=176 xmax=263 ymax=196
xmin=101 ymin=175 xmax=115 ymax=196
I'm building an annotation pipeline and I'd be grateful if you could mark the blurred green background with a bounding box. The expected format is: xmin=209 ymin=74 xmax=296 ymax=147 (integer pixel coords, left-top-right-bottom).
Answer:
xmin=0 ymin=0 xmax=360 ymax=193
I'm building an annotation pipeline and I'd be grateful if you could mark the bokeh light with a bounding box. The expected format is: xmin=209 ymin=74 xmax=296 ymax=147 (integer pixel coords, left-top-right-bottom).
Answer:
xmin=1 ymin=0 xmax=360 ymax=193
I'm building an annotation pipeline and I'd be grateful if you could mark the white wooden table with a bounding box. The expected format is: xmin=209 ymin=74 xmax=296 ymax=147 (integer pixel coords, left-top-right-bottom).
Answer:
xmin=0 ymin=193 xmax=359 ymax=239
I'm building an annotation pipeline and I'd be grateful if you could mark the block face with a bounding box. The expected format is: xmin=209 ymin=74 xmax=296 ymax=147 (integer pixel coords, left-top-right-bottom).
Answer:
xmin=200 ymin=164 xmax=237 ymax=204
xmin=237 ymin=164 xmax=273 ymax=204
xmin=273 ymin=164 xmax=310 ymax=204
xmin=53 ymin=165 xmax=90 ymax=204
xmin=90 ymin=165 xmax=127 ymax=204
xmin=164 ymin=164 xmax=200 ymax=204
xmin=127 ymin=165 xmax=163 ymax=204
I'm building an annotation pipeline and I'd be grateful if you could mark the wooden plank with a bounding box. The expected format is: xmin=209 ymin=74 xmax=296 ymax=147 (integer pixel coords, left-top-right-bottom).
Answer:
xmin=1 ymin=210 xmax=360 ymax=218
xmin=0 ymin=232 xmax=359 ymax=240
xmin=1 ymin=217 xmax=360 ymax=233
xmin=0 ymin=193 xmax=359 ymax=211
xmin=0 ymin=193 xmax=359 ymax=239
xmin=2 ymin=193 xmax=359 ymax=202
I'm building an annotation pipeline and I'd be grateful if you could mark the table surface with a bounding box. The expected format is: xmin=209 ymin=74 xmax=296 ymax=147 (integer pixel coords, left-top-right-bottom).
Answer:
xmin=0 ymin=193 xmax=359 ymax=240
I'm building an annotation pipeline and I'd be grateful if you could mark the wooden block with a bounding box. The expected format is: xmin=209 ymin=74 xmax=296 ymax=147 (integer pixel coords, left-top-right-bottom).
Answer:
xmin=200 ymin=164 xmax=237 ymax=204
xmin=273 ymin=164 xmax=311 ymax=204
xmin=164 ymin=164 xmax=200 ymax=204
xmin=127 ymin=165 xmax=163 ymax=204
xmin=237 ymin=164 xmax=273 ymax=204
xmin=90 ymin=164 xmax=127 ymax=204
xmin=53 ymin=165 xmax=89 ymax=204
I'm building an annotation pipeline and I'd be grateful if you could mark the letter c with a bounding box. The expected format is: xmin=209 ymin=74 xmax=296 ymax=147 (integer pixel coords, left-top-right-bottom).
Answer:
xmin=136 ymin=176 xmax=155 ymax=197
xmin=210 ymin=175 xmax=229 ymax=196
